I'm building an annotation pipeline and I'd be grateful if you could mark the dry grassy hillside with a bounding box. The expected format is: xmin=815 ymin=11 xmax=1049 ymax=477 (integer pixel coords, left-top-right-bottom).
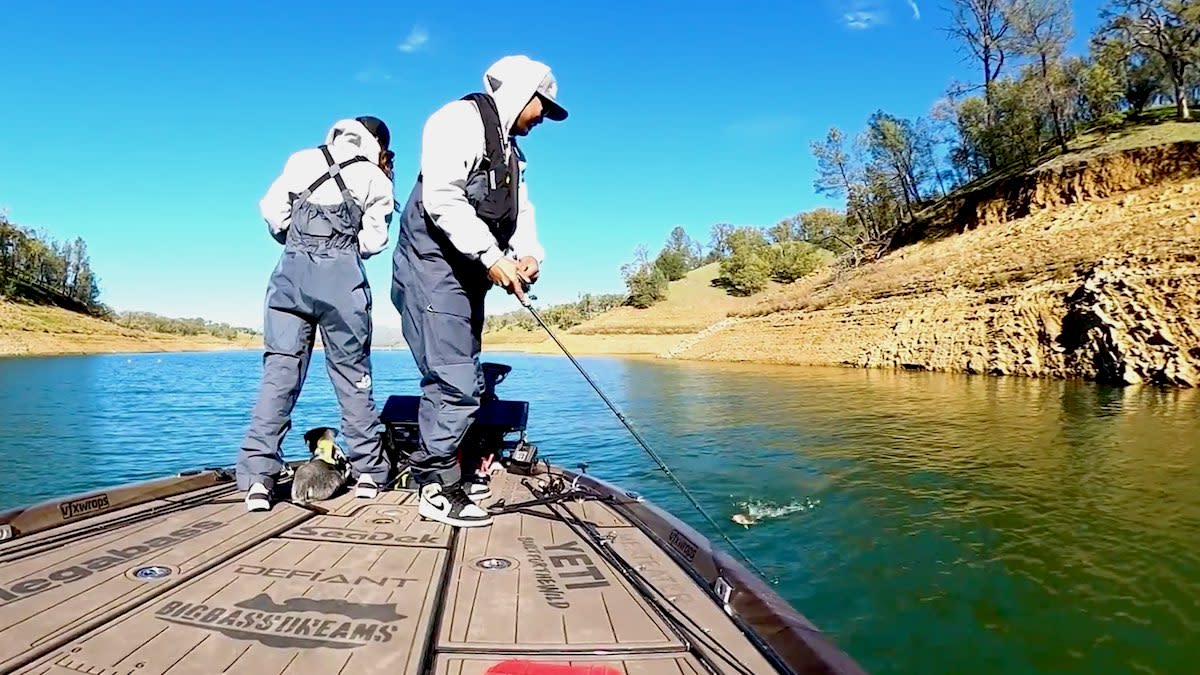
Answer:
xmin=482 ymin=264 xmax=780 ymax=355
xmin=0 ymin=301 xmax=260 ymax=357
xmin=572 ymin=263 xmax=779 ymax=335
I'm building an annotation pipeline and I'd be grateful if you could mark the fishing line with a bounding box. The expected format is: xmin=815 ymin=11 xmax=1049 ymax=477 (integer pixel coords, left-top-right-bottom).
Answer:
xmin=519 ymin=295 xmax=772 ymax=582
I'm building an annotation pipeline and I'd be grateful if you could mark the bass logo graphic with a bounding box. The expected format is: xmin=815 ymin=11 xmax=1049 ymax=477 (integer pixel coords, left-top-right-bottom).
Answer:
xmin=155 ymin=593 xmax=404 ymax=649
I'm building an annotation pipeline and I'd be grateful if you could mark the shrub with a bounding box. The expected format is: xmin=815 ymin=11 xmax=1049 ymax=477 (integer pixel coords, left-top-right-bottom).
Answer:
xmin=766 ymin=241 xmax=836 ymax=283
xmin=719 ymin=246 xmax=770 ymax=295
xmin=623 ymin=261 xmax=668 ymax=308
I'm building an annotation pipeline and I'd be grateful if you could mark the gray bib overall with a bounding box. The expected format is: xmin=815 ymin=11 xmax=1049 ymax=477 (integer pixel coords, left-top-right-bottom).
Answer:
xmin=389 ymin=93 xmax=520 ymax=489
xmin=237 ymin=146 xmax=388 ymax=491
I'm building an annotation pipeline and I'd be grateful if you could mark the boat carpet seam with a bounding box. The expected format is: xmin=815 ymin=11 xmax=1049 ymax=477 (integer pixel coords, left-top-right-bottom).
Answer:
xmin=419 ymin=519 xmax=461 ymax=675
xmin=1 ymin=507 xmax=316 ymax=674
xmin=275 ymin=538 xmax=445 ymax=550
xmin=542 ymin=499 xmax=695 ymax=652
xmin=499 ymin=475 xmax=713 ymax=657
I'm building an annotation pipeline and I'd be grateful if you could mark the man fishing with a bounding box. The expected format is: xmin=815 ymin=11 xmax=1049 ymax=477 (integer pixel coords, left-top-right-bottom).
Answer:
xmin=391 ymin=55 xmax=568 ymax=528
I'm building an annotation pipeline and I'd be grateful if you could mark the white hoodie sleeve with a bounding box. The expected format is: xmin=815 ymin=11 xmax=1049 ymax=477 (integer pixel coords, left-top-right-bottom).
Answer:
xmin=357 ymin=168 xmax=393 ymax=258
xmin=259 ymin=151 xmax=304 ymax=243
xmin=509 ymin=169 xmax=545 ymax=264
xmin=420 ymin=101 xmax=504 ymax=270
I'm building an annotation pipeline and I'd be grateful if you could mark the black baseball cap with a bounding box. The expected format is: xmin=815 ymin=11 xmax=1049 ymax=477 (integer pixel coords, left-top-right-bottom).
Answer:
xmin=355 ymin=116 xmax=390 ymax=150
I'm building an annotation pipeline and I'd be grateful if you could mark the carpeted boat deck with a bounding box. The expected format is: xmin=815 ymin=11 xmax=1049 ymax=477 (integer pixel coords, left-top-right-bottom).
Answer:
xmin=1 ymin=470 xmax=775 ymax=674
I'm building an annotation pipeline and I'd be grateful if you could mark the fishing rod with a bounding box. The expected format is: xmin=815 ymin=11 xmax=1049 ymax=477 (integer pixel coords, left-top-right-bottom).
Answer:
xmin=518 ymin=293 xmax=772 ymax=582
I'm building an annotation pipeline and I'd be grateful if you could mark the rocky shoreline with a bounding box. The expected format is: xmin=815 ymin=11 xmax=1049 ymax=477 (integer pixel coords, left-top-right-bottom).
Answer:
xmin=668 ymin=172 xmax=1200 ymax=387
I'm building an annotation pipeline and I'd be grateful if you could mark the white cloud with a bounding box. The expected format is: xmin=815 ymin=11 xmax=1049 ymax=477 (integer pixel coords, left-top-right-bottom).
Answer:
xmin=835 ymin=0 xmax=916 ymax=28
xmin=354 ymin=68 xmax=393 ymax=84
xmin=843 ymin=10 xmax=883 ymax=29
xmin=836 ymin=1 xmax=887 ymax=29
xmin=397 ymin=25 xmax=429 ymax=53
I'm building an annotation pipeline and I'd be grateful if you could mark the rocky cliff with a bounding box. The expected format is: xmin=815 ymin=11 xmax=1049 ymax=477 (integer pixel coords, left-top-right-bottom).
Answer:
xmin=892 ymin=136 xmax=1200 ymax=249
xmin=669 ymin=148 xmax=1200 ymax=387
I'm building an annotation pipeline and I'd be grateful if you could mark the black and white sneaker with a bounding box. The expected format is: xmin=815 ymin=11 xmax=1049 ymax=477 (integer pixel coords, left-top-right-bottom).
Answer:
xmin=245 ymin=482 xmax=272 ymax=512
xmin=464 ymin=473 xmax=492 ymax=503
xmin=418 ymin=483 xmax=493 ymax=528
xmin=355 ymin=474 xmax=379 ymax=499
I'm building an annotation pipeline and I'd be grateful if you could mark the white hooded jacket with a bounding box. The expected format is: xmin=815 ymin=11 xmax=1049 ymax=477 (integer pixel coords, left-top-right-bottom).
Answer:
xmin=259 ymin=119 xmax=394 ymax=258
xmin=418 ymin=56 xmax=551 ymax=270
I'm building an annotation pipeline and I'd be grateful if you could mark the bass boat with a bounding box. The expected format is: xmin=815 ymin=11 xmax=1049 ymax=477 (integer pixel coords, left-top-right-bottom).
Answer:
xmin=0 ymin=361 xmax=866 ymax=675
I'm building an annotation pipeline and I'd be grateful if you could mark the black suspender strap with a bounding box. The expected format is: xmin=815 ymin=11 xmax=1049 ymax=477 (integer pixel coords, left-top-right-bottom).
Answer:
xmin=296 ymin=145 xmax=368 ymax=202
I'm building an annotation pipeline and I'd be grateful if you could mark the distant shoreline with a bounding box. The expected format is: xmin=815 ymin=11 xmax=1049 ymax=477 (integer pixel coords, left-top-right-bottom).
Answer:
xmin=481 ymin=331 xmax=681 ymax=358
xmin=0 ymin=300 xmax=264 ymax=359
xmin=0 ymin=336 xmax=263 ymax=359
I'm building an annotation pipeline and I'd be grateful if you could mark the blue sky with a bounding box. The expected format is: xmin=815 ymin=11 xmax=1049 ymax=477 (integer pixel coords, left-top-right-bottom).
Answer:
xmin=0 ymin=0 xmax=1107 ymax=339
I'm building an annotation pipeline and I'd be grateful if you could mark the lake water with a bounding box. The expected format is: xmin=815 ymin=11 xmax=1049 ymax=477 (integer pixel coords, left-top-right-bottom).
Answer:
xmin=1 ymin=349 xmax=1197 ymax=675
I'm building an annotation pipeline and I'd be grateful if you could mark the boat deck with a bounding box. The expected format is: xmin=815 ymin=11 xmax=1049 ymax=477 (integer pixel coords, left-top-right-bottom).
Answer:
xmin=1 ymin=468 xmax=779 ymax=674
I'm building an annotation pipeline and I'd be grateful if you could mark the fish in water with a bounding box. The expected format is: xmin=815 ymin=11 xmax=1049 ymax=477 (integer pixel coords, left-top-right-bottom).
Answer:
xmin=731 ymin=497 xmax=820 ymax=527
xmin=290 ymin=427 xmax=351 ymax=505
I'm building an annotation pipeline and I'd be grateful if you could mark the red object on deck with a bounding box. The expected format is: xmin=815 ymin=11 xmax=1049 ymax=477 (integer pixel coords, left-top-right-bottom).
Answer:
xmin=484 ymin=661 xmax=623 ymax=675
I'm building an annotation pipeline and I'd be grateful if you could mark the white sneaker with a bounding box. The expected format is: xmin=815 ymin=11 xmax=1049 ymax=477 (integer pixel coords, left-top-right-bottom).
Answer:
xmin=418 ymin=483 xmax=493 ymax=528
xmin=245 ymin=482 xmax=271 ymax=512
xmin=464 ymin=474 xmax=492 ymax=503
xmin=355 ymin=474 xmax=379 ymax=499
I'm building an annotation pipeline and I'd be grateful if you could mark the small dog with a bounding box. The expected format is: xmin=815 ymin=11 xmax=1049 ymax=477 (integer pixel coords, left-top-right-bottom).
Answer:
xmin=291 ymin=427 xmax=351 ymax=505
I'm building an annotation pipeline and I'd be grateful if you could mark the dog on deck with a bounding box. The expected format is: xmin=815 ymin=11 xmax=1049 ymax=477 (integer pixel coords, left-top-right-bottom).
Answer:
xmin=290 ymin=427 xmax=351 ymax=505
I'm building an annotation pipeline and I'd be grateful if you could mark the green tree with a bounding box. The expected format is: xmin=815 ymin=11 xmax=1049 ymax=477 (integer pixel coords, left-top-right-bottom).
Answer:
xmin=947 ymin=95 xmax=993 ymax=179
xmin=653 ymin=226 xmax=701 ymax=280
xmin=812 ymin=127 xmax=880 ymax=244
xmin=767 ymin=216 xmax=801 ymax=244
xmin=1100 ymin=0 xmax=1200 ymax=120
xmin=1075 ymin=58 xmax=1125 ymax=121
xmin=621 ymin=245 xmax=668 ymax=308
xmin=800 ymin=208 xmax=859 ymax=254
xmin=719 ymin=246 xmax=770 ymax=295
xmin=0 ymin=214 xmax=103 ymax=312
xmin=1006 ymin=0 xmax=1074 ymax=151
xmin=715 ymin=227 xmax=771 ymax=295
xmin=865 ymin=111 xmax=928 ymax=216
xmin=765 ymin=241 xmax=836 ymax=283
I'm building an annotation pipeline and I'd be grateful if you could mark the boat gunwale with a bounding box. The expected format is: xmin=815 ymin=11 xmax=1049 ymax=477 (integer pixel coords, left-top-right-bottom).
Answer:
xmin=559 ymin=467 xmax=868 ymax=675
xmin=0 ymin=468 xmax=234 ymax=546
